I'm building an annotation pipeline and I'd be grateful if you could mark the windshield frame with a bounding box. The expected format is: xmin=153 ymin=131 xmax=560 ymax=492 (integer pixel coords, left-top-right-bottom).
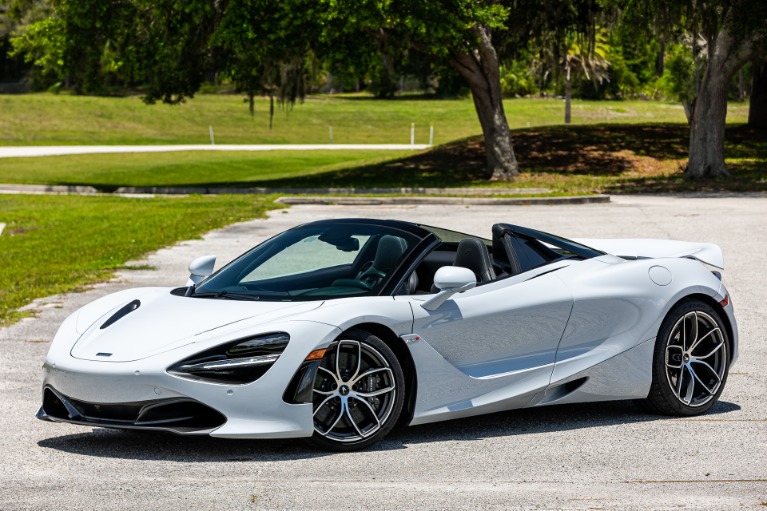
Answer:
xmin=192 ymin=219 xmax=434 ymax=302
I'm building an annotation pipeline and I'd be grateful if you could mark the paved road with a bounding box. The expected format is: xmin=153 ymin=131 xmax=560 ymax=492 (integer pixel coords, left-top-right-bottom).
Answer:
xmin=1 ymin=195 xmax=765 ymax=510
xmin=0 ymin=144 xmax=429 ymax=158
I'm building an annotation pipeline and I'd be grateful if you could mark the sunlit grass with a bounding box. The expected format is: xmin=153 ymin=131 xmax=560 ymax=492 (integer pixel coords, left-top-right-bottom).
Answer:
xmin=0 ymin=194 xmax=280 ymax=325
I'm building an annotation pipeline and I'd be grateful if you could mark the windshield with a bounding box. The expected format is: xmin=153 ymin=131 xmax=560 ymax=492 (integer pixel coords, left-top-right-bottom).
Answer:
xmin=194 ymin=222 xmax=422 ymax=301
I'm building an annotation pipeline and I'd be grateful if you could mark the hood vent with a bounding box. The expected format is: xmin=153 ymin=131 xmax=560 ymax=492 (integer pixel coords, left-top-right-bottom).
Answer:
xmin=100 ymin=299 xmax=141 ymax=330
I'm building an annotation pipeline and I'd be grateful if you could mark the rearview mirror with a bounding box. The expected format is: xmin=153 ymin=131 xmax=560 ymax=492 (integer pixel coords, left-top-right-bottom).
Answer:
xmin=421 ymin=266 xmax=476 ymax=311
xmin=187 ymin=255 xmax=216 ymax=286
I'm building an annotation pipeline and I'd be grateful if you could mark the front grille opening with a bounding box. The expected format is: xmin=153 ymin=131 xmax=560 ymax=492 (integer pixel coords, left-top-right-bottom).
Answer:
xmin=42 ymin=387 xmax=226 ymax=432
xmin=137 ymin=400 xmax=226 ymax=429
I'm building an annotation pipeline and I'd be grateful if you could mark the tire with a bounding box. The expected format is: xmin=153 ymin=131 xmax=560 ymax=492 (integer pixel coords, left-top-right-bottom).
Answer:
xmin=308 ymin=329 xmax=405 ymax=451
xmin=637 ymin=299 xmax=730 ymax=416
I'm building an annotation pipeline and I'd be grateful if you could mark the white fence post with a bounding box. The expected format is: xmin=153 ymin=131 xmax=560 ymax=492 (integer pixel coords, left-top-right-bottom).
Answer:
xmin=410 ymin=122 xmax=415 ymax=146
xmin=209 ymin=126 xmax=215 ymax=145
xmin=429 ymin=125 xmax=434 ymax=146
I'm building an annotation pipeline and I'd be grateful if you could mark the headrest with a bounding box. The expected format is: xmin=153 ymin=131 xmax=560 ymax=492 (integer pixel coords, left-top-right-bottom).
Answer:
xmin=373 ymin=235 xmax=408 ymax=271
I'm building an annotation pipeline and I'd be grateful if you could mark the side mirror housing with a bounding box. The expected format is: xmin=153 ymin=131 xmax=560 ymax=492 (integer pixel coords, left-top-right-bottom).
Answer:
xmin=421 ymin=266 xmax=476 ymax=311
xmin=187 ymin=255 xmax=216 ymax=286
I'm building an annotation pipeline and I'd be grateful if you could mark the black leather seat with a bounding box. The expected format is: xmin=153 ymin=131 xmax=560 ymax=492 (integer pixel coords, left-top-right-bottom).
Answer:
xmin=454 ymin=237 xmax=496 ymax=283
xmin=356 ymin=235 xmax=408 ymax=286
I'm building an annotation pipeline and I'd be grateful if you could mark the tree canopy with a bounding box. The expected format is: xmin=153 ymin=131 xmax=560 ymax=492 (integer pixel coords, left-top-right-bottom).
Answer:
xmin=4 ymin=0 xmax=766 ymax=181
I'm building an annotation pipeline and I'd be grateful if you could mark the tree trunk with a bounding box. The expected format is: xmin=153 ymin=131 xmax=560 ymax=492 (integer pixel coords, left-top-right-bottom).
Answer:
xmin=686 ymin=29 xmax=751 ymax=179
xmin=749 ymin=59 xmax=767 ymax=128
xmin=656 ymin=40 xmax=665 ymax=76
xmin=738 ymin=68 xmax=746 ymax=102
xmin=449 ymin=26 xmax=519 ymax=180
xmin=269 ymin=93 xmax=274 ymax=130
xmin=564 ymin=67 xmax=572 ymax=124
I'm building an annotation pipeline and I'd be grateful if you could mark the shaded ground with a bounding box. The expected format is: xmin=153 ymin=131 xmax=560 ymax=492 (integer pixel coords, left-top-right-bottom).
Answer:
xmin=256 ymin=124 xmax=767 ymax=195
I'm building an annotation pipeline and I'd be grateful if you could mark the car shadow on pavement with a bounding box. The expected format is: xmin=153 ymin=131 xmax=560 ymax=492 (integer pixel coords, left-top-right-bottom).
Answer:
xmin=37 ymin=399 xmax=740 ymax=461
xmin=388 ymin=400 xmax=741 ymax=448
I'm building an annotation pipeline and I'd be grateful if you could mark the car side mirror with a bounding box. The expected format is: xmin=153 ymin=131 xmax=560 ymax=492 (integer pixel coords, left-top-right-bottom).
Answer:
xmin=187 ymin=255 xmax=216 ymax=286
xmin=421 ymin=266 xmax=476 ymax=311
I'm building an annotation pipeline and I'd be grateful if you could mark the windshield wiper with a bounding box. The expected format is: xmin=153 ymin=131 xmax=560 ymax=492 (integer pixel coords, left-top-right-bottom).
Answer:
xmin=191 ymin=290 xmax=260 ymax=301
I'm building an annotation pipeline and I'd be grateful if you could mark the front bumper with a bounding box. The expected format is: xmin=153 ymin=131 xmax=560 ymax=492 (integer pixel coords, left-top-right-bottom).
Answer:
xmin=39 ymin=320 xmax=342 ymax=439
xmin=38 ymin=386 xmax=226 ymax=434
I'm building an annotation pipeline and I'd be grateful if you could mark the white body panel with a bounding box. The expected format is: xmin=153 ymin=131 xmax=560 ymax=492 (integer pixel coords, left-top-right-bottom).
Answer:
xmin=574 ymin=238 xmax=724 ymax=269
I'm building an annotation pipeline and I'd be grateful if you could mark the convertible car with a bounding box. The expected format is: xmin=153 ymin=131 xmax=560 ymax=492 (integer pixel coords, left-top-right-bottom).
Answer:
xmin=38 ymin=219 xmax=738 ymax=450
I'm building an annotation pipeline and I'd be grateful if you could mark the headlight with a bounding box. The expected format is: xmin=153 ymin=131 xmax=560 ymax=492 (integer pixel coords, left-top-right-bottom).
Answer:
xmin=167 ymin=333 xmax=289 ymax=384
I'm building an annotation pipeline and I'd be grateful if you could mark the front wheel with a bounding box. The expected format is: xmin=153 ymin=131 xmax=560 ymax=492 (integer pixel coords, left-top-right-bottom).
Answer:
xmin=638 ymin=299 xmax=730 ymax=416
xmin=309 ymin=329 xmax=405 ymax=451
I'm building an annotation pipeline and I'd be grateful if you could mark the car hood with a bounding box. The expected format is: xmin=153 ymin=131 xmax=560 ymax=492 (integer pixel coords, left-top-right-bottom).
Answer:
xmin=70 ymin=289 xmax=321 ymax=362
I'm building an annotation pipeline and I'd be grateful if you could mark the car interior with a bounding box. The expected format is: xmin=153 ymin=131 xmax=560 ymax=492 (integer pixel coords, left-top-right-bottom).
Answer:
xmin=397 ymin=223 xmax=588 ymax=295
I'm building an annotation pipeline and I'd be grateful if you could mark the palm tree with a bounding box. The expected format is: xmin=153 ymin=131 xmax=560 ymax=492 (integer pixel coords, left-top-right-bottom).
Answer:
xmin=562 ymin=29 xmax=610 ymax=124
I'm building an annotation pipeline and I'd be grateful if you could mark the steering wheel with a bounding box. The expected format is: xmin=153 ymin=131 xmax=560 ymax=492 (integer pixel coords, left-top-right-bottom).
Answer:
xmin=338 ymin=279 xmax=373 ymax=290
xmin=358 ymin=267 xmax=386 ymax=287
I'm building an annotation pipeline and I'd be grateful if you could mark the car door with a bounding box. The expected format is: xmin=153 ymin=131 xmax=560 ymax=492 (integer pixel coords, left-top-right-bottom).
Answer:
xmin=405 ymin=264 xmax=574 ymax=423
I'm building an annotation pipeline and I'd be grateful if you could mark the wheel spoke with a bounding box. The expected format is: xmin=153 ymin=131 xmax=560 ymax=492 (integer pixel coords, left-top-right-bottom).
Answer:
xmin=692 ymin=338 xmax=724 ymax=361
xmin=689 ymin=361 xmax=721 ymax=395
xmin=349 ymin=341 xmax=362 ymax=382
xmin=356 ymin=385 xmax=396 ymax=398
xmin=334 ymin=340 xmax=362 ymax=382
xmin=688 ymin=327 xmax=721 ymax=355
xmin=675 ymin=364 xmax=686 ymax=397
xmin=351 ymin=396 xmax=382 ymax=433
xmin=682 ymin=366 xmax=695 ymax=404
xmin=685 ymin=312 xmax=699 ymax=352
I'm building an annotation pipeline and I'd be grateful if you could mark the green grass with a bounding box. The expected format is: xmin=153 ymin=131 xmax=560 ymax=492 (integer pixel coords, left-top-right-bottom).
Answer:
xmin=0 ymin=194 xmax=280 ymax=325
xmin=0 ymin=150 xmax=411 ymax=189
xmin=2 ymin=124 xmax=764 ymax=194
xmin=0 ymin=92 xmax=750 ymax=146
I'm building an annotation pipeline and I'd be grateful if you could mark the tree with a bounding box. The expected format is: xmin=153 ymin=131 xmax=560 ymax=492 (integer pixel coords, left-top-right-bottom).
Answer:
xmin=319 ymin=1 xmax=521 ymax=180
xmin=211 ymin=0 xmax=317 ymax=126
xmin=11 ymin=0 xmax=608 ymax=181
xmin=562 ymin=30 xmax=610 ymax=124
xmin=627 ymin=0 xmax=767 ymax=178
xmin=749 ymin=59 xmax=767 ymax=128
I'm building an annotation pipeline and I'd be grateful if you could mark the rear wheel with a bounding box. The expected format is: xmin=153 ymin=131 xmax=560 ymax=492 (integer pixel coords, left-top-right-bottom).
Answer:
xmin=309 ymin=329 xmax=405 ymax=451
xmin=638 ymin=299 xmax=730 ymax=416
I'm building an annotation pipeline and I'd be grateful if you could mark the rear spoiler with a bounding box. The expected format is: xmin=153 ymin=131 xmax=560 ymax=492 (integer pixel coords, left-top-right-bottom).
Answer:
xmin=573 ymin=238 xmax=724 ymax=270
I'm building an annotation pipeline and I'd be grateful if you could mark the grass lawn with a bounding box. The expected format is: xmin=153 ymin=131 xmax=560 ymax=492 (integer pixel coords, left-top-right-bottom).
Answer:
xmin=2 ymin=124 xmax=764 ymax=195
xmin=0 ymin=150 xmax=411 ymax=190
xmin=0 ymin=92 xmax=750 ymax=146
xmin=0 ymin=194 xmax=280 ymax=325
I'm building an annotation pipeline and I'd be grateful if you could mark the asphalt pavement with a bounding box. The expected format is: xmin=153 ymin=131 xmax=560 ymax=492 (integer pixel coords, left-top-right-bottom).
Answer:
xmin=1 ymin=195 xmax=765 ymax=510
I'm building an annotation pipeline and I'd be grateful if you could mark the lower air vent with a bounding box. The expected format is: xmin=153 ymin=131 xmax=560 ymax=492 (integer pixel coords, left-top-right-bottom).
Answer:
xmin=40 ymin=387 xmax=226 ymax=433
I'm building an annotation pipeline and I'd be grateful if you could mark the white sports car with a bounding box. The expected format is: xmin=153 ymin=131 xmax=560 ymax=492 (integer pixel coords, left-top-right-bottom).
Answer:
xmin=38 ymin=219 xmax=738 ymax=450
